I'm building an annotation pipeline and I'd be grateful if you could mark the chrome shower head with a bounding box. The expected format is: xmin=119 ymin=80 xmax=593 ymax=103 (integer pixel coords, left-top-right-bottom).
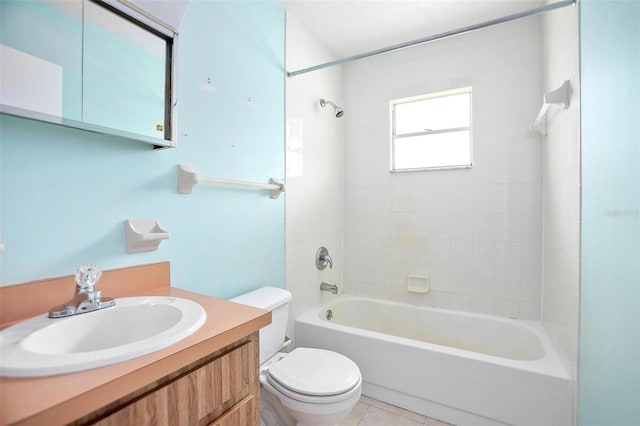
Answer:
xmin=320 ymin=98 xmax=344 ymax=118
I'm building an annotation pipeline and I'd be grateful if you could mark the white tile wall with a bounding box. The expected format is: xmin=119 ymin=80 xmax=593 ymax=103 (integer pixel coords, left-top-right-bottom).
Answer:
xmin=342 ymin=18 xmax=544 ymax=319
xmin=286 ymin=11 xmax=579 ymax=381
xmin=541 ymin=0 xmax=581 ymax=393
xmin=285 ymin=14 xmax=344 ymax=338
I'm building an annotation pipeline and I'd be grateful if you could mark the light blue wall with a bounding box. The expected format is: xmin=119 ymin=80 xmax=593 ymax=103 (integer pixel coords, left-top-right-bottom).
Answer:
xmin=0 ymin=1 xmax=286 ymax=299
xmin=579 ymin=1 xmax=640 ymax=424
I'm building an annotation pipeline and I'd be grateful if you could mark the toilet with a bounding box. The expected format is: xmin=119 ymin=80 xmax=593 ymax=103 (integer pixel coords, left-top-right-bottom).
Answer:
xmin=231 ymin=287 xmax=362 ymax=426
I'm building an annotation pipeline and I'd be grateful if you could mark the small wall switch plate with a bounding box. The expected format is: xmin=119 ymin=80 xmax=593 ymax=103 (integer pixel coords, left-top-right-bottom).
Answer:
xmin=407 ymin=275 xmax=430 ymax=293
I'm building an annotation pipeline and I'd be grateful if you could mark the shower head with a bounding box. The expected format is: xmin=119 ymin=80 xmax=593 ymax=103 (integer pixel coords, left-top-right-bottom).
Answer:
xmin=320 ymin=98 xmax=344 ymax=118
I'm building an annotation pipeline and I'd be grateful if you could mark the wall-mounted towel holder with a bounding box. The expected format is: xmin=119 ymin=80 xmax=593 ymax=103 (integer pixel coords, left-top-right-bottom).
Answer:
xmin=125 ymin=219 xmax=170 ymax=253
xmin=530 ymin=80 xmax=571 ymax=136
xmin=177 ymin=164 xmax=285 ymax=199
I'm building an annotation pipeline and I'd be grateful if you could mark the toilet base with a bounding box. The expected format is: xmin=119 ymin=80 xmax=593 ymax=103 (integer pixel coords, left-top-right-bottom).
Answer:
xmin=260 ymin=380 xmax=361 ymax=426
xmin=261 ymin=386 xmax=296 ymax=426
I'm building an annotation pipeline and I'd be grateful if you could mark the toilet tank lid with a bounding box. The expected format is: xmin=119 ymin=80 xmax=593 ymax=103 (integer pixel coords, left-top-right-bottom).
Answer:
xmin=230 ymin=286 xmax=292 ymax=310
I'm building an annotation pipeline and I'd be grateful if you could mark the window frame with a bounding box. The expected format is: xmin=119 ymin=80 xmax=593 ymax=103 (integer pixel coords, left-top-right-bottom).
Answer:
xmin=390 ymin=86 xmax=473 ymax=172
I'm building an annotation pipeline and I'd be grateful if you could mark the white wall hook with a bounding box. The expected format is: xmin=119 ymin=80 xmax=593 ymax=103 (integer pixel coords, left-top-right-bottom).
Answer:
xmin=125 ymin=219 xmax=170 ymax=253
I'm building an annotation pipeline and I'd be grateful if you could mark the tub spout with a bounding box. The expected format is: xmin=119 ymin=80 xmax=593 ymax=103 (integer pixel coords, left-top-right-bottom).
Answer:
xmin=320 ymin=282 xmax=338 ymax=294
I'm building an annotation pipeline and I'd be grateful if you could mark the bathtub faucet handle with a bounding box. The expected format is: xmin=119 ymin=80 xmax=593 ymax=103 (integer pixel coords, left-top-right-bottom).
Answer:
xmin=316 ymin=247 xmax=333 ymax=270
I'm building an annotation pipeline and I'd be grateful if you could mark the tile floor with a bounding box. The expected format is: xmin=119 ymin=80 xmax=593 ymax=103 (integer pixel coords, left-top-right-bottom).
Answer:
xmin=339 ymin=395 xmax=455 ymax=426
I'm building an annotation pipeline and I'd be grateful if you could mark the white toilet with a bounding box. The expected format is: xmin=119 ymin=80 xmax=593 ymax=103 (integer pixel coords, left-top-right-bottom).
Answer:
xmin=231 ymin=287 xmax=362 ymax=426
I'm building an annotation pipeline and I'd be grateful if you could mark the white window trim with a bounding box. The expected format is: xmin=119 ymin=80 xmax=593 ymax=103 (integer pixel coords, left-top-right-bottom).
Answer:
xmin=390 ymin=86 xmax=473 ymax=172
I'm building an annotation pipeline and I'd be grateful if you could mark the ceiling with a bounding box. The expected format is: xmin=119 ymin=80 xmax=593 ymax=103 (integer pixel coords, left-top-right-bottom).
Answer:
xmin=127 ymin=0 xmax=547 ymax=62
xmin=280 ymin=0 xmax=545 ymax=59
xmin=128 ymin=0 xmax=189 ymax=31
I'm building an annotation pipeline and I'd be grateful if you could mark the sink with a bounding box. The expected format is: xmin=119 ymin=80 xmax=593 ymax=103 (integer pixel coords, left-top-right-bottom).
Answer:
xmin=0 ymin=296 xmax=206 ymax=377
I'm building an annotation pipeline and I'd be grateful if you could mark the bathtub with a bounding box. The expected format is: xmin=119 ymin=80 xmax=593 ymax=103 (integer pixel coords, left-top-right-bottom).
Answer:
xmin=295 ymin=295 xmax=571 ymax=426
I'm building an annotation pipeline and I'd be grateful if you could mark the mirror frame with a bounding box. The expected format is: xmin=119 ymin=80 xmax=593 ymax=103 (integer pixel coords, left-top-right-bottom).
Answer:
xmin=0 ymin=0 xmax=178 ymax=149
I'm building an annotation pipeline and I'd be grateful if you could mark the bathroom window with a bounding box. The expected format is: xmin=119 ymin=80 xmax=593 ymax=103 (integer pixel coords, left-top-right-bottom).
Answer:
xmin=390 ymin=87 xmax=472 ymax=171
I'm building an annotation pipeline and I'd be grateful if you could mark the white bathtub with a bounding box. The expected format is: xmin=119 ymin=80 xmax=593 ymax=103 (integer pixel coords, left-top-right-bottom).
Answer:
xmin=295 ymin=295 xmax=571 ymax=426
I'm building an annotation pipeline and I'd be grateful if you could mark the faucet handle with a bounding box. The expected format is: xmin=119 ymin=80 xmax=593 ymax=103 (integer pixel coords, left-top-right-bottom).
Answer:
xmin=75 ymin=264 xmax=102 ymax=291
xmin=316 ymin=247 xmax=333 ymax=270
xmin=49 ymin=264 xmax=114 ymax=318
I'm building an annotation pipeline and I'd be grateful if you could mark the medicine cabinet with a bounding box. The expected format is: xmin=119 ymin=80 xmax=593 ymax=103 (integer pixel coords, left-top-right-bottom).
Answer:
xmin=0 ymin=0 xmax=177 ymax=148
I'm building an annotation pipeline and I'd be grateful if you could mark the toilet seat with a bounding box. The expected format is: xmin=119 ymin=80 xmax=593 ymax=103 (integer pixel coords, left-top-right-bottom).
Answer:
xmin=265 ymin=347 xmax=362 ymax=404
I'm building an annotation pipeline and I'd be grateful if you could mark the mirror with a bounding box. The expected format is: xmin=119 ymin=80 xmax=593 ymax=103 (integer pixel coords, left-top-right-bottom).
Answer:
xmin=0 ymin=0 xmax=176 ymax=148
xmin=0 ymin=1 xmax=83 ymax=120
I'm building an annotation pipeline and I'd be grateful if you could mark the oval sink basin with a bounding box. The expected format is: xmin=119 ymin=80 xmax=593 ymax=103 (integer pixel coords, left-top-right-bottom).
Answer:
xmin=0 ymin=296 xmax=206 ymax=377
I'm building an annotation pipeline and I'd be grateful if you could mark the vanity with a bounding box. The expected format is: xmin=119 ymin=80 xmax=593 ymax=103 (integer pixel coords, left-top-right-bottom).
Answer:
xmin=0 ymin=263 xmax=271 ymax=425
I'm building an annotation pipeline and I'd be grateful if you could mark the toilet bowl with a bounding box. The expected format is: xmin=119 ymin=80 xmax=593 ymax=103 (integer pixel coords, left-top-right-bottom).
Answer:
xmin=231 ymin=287 xmax=362 ymax=426
xmin=260 ymin=348 xmax=362 ymax=426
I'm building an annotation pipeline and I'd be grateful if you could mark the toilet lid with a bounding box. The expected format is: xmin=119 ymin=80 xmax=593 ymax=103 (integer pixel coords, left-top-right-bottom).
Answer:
xmin=267 ymin=347 xmax=361 ymax=396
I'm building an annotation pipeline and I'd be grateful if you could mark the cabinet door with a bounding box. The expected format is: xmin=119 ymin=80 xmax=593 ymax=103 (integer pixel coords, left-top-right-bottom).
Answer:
xmin=94 ymin=338 xmax=257 ymax=425
xmin=0 ymin=0 xmax=82 ymax=119
xmin=209 ymin=395 xmax=255 ymax=426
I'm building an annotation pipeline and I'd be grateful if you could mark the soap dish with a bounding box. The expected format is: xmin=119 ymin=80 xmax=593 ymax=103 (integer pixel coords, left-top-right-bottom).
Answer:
xmin=407 ymin=275 xmax=430 ymax=294
xmin=125 ymin=219 xmax=170 ymax=253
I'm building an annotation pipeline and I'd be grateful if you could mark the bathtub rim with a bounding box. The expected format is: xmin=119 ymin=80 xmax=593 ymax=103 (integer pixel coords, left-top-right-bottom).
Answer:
xmin=296 ymin=294 xmax=569 ymax=380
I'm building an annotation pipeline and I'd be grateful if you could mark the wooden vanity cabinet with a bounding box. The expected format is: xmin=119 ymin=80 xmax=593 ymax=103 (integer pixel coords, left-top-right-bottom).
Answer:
xmin=0 ymin=264 xmax=271 ymax=426
xmin=84 ymin=333 xmax=260 ymax=426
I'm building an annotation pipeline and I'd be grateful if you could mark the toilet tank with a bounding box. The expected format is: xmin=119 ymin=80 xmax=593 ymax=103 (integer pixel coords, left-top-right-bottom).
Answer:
xmin=230 ymin=286 xmax=292 ymax=364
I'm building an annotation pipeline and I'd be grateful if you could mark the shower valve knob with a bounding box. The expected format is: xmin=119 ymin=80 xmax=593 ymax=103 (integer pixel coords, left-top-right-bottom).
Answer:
xmin=316 ymin=247 xmax=333 ymax=270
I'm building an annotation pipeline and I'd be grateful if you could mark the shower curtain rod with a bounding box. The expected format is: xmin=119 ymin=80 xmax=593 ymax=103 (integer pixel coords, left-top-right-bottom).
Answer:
xmin=287 ymin=0 xmax=576 ymax=77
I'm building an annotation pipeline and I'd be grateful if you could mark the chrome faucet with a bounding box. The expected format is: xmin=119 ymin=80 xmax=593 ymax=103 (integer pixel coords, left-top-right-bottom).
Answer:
xmin=316 ymin=247 xmax=333 ymax=270
xmin=320 ymin=282 xmax=338 ymax=294
xmin=48 ymin=264 xmax=116 ymax=318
